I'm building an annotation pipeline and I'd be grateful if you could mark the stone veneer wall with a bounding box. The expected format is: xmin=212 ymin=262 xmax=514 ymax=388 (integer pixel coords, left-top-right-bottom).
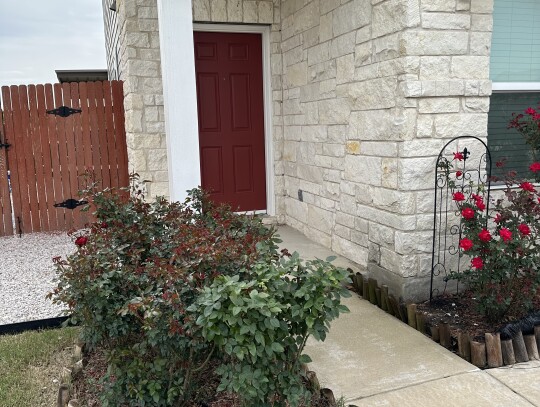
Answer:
xmin=280 ymin=0 xmax=493 ymax=300
xmin=116 ymin=0 xmax=168 ymax=199
xmin=113 ymin=0 xmax=494 ymax=300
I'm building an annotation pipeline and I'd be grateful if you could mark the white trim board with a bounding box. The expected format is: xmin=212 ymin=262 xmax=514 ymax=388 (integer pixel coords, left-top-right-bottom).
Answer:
xmin=156 ymin=0 xmax=201 ymax=202
xmin=492 ymin=82 xmax=540 ymax=92
xmin=192 ymin=23 xmax=276 ymax=216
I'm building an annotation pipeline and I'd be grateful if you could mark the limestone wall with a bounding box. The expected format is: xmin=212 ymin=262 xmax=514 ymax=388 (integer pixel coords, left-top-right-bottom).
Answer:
xmin=111 ymin=0 xmax=494 ymax=300
xmin=116 ymin=0 xmax=168 ymax=199
xmin=280 ymin=0 xmax=493 ymax=300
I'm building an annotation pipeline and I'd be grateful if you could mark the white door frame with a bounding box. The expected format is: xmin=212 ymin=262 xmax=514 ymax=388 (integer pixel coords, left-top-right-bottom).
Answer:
xmin=192 ymin=23 xmax=275 ymax=216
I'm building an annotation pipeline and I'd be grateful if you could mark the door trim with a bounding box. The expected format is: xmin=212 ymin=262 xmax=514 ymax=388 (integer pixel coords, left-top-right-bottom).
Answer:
xmin=193 ymin=23 xmax=275 ymax=216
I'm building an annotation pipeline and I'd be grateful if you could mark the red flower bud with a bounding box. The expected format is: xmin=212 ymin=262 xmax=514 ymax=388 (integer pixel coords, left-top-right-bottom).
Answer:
xmin=520 ymin=182 xmax=535 ymax=192
xmin=529 ymin=162 xmax=540 ymax=173
xmin=461 ymin=207 xmax=475 ymax=220
xmin=499 ymin=228 xmax=512 ymax=242
xmin=459 ymin=238 xmax=473 ymax=251
xmin=478 ymin=229 xmax=491 ymax=242
xmin=471 ymin=257 xmax=483 ymax=269
xmin=518 ymin=223 xmax=531 ymax=236
xmin=75 ymin=236 xmax=88 ymax=247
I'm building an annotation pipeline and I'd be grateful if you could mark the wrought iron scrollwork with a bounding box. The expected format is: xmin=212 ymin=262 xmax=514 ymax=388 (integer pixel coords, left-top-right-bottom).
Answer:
xmin=430 ymin=136 xmax=492 ymax=300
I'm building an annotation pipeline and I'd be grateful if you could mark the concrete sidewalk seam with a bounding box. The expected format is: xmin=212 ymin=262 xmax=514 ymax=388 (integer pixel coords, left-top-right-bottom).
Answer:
xmin=345 ymin=369 xmax=480 ymax=403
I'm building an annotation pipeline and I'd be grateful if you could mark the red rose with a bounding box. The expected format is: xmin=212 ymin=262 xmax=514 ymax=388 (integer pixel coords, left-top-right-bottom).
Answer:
xmin=499 ymin=228 xmax=512 ymax=242
xmin=520 ymin=182 xmax=535 ymax=192
xmin=453 ymin=192 xmax=465 ymax=202
xmin=494 ymin=213 xmax=502 ymax=223
xmin=471 ymin=257 xmax=483 ymax=269
xmin=525 ymin=107 xmax=537 ymax=115
xmin=456 ymin=170 xmax=463 ymax=177
xmin=454 ymin=152 xmax=464 ymax=161
xmin=459 ymin=238 xmax=474 ymax=251
xmin=461 ymin=207 xmax=475 ymax=220
xmin=478 ymin=229 xmax=491 ymax=242
xmin=518 ymin=223 xmax=531 ymax=236
xmin=75 ymin=236 xmax=88 ymax=247
xmin=529 ymin=162 xmax=540 ymax=173
xmin=476 ymin=200 xmax=486 ymax=211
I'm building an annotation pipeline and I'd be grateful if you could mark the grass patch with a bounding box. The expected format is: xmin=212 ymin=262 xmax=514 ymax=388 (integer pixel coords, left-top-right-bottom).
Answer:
xmin=0 ymin=327 xmax=79 ymax=407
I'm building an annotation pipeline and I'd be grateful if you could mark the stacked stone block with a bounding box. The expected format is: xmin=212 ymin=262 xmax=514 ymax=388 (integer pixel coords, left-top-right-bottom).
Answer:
xmin=116 ymin=0 xmax=168 ymax=199
xmin=280 ymin=0 xmax=493 ymax=300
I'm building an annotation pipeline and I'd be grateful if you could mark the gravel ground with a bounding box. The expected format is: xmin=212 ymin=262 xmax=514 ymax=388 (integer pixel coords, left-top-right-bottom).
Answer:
xmin=0 ymin=231 xmax=75 ymax=324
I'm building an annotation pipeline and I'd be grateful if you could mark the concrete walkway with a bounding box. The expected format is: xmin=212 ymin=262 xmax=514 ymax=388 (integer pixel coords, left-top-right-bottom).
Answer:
xmin=277 ymin=225 xmax=540 ymax=406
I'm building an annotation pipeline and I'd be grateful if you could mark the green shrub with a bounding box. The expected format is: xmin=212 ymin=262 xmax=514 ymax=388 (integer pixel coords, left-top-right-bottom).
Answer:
xmin=192 ymin=254 xmax=350 ymax=406
xmin=51 ymin=176 xmax=351 ymax=406
xmin=51 ymin=179 xmax=276 ymax=405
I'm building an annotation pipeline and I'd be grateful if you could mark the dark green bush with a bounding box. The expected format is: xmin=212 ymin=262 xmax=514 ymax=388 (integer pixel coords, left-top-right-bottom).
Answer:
xmin=51 ymin=177 xmax=350 ymax=406
xmin=52 ymin=181 xmax=276 ymax=405
xmin=192 ymin=254 xmax=350 ymax=406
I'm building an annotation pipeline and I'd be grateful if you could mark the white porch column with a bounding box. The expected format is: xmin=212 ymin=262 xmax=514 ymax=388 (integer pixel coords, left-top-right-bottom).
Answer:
xmin=156 ymin=0 xmax=200 ymax=202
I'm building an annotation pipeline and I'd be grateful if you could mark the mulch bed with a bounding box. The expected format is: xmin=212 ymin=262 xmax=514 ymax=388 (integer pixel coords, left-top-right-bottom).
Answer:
xmin=416 ymin=290 xmax=540 ymax=342
xmin=71 ymin=348 xmax=332 ymax=406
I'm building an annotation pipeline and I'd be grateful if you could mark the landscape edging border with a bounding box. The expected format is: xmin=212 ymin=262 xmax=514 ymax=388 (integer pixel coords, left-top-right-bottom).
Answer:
xmin=348 ymin=270 xmax=540 ymax=368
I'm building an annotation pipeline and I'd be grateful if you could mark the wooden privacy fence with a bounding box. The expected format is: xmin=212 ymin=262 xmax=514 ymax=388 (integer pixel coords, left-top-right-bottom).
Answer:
xmin=0 ymin=81 xmax=128 ymax=236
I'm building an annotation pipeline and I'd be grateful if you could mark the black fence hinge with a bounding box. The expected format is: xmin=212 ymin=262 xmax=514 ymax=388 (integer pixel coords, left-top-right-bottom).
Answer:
xmin=46 ymin=105 xmax=82 ymax=118
xmin=54 ymin=198 xmax=88 ymax=210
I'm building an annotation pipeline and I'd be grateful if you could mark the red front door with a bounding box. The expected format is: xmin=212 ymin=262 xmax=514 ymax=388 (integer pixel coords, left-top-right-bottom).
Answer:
xmin=194 ymin=31 xmax=267 ymax=212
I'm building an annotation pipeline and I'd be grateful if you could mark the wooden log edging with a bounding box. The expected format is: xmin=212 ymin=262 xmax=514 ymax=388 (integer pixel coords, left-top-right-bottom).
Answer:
xmin=347 ymin=270 xmax=540 ymax=370
xmin=56 ymin=341 xmax=85 ymax=407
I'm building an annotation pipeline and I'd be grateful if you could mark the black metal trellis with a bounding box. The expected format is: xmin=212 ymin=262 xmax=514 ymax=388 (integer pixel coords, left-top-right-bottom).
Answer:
xmin=430 ymin=136 xmax=492 ymax=300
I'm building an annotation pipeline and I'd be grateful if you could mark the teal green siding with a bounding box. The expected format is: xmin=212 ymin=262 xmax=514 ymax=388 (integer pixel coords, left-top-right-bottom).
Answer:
xmin=490 ymin=0 xmax=540 ymax=82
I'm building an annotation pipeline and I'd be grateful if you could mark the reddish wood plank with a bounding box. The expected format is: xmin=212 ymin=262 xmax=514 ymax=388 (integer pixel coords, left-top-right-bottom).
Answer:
xmin=95 ymin=82 xmax=112 ymax=190
xmin=28 ymin=85 xmax=50 ymax=231
xmin=61 ymin=82 xmax=83 ymax=229
xmin=69 ymin=82 xmax=88 ymax=229
xmin=36 ymin=84 xmax=58 ymax=230
xmin=2 ymin=87 xmax=23 ymax=235
xmin=86 ymin=82 xmax=104 ymax=189
xmin=45 ymin=83 xmax=65 ymax=231
xmin=103 ymin=81 xmax=120 ymax=190
xmin=19 ymin=86 xmax=42 ymax=232
xmin=78 ymin=82 xmax=93 ymax=173
xmin=111 ymin=81 xmax=129 ymax=190
xmin=9 ymin=86 xmax=32 ymax=233
xmin=54 ymin=83 xmax=74 ymax=230
xmin=0 ymin=89 xmax=14 ymax=236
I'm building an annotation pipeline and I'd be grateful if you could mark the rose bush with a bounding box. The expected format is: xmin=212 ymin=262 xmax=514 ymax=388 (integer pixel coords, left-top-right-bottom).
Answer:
xmin=447 ymin=155 xmax=540 ymax=321
xmin=508 ymin=102 xmax=540 ymax=158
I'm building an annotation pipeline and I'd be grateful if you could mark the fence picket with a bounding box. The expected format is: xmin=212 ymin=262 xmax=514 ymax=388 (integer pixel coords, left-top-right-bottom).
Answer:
xmin=37 ymin=84 xmax=57 ymax=231
xmin=28 ymin=85 xmax=50 ymax=231
xmin=44 ymin=83 xmax=65 ymax=231
xmin=103 ymin=81 xmax=119 ymax=190
xmin=112 ymin=81 xmax=129 ymax=191
xmin=0 ymin=94 xmax=14 ymax=236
